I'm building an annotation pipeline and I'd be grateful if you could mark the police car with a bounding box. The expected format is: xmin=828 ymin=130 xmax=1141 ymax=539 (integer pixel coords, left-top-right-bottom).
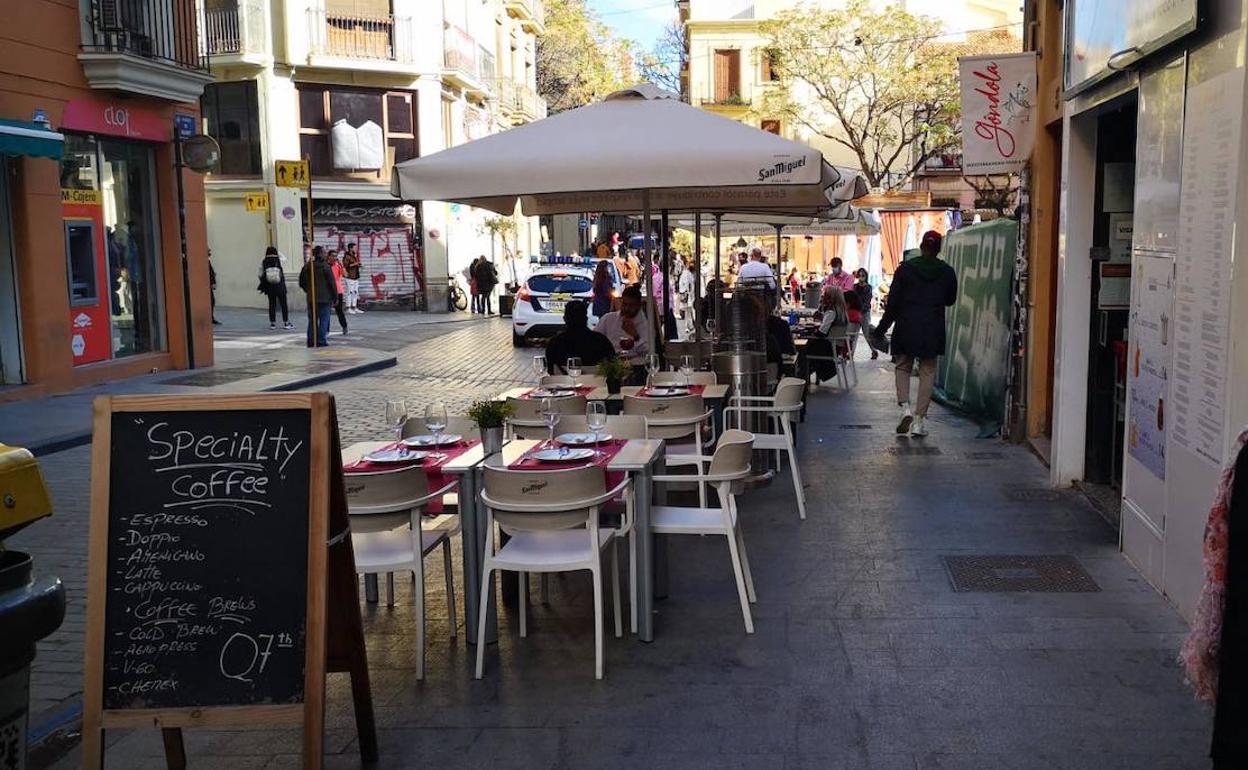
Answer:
xmin=512 ymin=256 xmax=620 ymax=347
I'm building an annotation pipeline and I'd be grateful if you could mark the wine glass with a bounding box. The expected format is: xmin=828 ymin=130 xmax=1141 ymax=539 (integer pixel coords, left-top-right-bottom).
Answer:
xmin=567 ymin=356 xmax=582 ymax=383
xmin=532 ymin=354 xmax=546 ymax=385
xmin=680 ymin=355 xmax=695 ymax=388
xmin=385 ymin=399 xmax=408 ymax=443
xmin=646 ymin=353 xmax=661 ymax=388
xmin=541 ymin=397 xmax=561 ymax=446
xmin=586 ymin=401 xmax=607 ymax=458
xmin=424 ymin=402 xmax=448 ymax=457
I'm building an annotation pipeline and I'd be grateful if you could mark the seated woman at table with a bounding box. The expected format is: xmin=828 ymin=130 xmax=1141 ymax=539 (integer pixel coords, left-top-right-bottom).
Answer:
xmin=545 ymin=300 xmax=616 ymax=374
xmin=595 ymin=285 xmax=650 ymax=383
xmin=798 ymin=287 xmax=850 ymax=383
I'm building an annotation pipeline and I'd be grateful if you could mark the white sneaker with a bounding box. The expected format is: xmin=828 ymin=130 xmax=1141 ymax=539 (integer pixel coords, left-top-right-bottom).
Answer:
xmin=270 ymin=323 xmax=276 ymax=329
xmin=896 ymin=403 xmax=913 ymax=435
xmin=910 ymin=416 xmax=928 ymax=437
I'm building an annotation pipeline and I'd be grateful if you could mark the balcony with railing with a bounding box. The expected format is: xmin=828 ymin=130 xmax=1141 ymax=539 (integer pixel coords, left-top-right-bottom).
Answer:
xmin=498 ymin=79 xmax=547 ymax=123
xmin=307 ymin=8 xmax=414 ymax=65
xmin=504 ymin=0 xmax=545 ymax=34
xmin=199 ymin=0 xmax=267 ymax=62
xmin=442 ymin=26 xmax=487 ymax=94
xmin=79 ymin=0 xmax=214 ymax=102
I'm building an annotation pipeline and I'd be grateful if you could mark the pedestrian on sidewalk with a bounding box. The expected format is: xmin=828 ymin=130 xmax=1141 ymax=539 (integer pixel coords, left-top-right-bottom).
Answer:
xmin=592 ymin=259 xmax=614 ymax=318
xmin=327 ymin=249 xmax=348 ymax=335
xmin=342 ymin=243 xmax=363 ymax=313
xmin=208 ymin=251 xmax=222 ymax=325
xmin=474 ymin=256 xmax=498 ymax=315
xmin=298 ymin=246 xmax=335 ymax=347
xmin=875 ymin=230 xmax=957 ymax=437
xmin=823 ymin=257 xmax=855 ymax=294
xmin=853 ymin=268 xmax=879 ymax=360
xmin=257 ymin=246 xmax=293 ymax=329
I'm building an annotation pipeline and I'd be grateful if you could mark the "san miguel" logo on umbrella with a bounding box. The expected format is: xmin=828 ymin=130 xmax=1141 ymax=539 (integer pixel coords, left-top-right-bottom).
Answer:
xmin=757 ymin=156 xmax=806 ymax=182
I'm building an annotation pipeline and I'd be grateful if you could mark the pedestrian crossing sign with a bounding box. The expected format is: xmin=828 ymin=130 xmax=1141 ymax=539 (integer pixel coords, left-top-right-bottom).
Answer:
xmin=274 ymin=159 xmax=309 ymax=188
xmin=244 ymin=192 xmax=269 ymax=212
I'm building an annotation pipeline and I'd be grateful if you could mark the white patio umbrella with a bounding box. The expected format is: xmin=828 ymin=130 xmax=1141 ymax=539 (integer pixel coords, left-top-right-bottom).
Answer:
xmin=391 ymin=84 xmax=868 ymax=339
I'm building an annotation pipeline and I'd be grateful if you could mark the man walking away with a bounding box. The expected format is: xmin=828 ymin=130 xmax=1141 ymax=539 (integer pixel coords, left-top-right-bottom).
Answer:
xmin=298 ymin=246 xmax=335 ymax=347
xmin=876 ymin=230 xmax=958 ymax=437
xmin=342 ymin=243 xmax=363 ymax=313
xmin=257 ymin=246 xmax=293 ymax=330
xmin=738 ymin=247 xmax=777 ymax=289
xmin=544 ymin=300 xmax=616 ymax=374
xmin=474 ymin=256 xmax=499 ymax=314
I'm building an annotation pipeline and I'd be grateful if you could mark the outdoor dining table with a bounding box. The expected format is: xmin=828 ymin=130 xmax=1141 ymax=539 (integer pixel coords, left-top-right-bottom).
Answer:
xmin=342 ymin=435 xmax=669 ymax=644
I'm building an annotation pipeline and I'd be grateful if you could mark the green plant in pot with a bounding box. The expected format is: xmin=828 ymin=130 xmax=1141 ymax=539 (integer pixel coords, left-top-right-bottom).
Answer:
xmin=467 ymin=399 xmax=513 ymax=454
xmin=596 ymin=356 xmax=633 ymax=394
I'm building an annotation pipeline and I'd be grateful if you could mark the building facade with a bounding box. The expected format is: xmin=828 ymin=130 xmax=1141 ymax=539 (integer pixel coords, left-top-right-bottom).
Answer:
xmin=199 ymin=0 xmax=544 ymax=313
xmin=0 ymin=0 xmax=215 ymax=399
xmin=1023 ymin=0 xmax=1248 ymax=621
xmin=678 ymin=0 xmax=1022 ymax=207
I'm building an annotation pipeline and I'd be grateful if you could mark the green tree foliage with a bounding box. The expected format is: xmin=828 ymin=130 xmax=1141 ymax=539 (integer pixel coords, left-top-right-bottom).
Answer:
xmin=637 ymin=21 xmax=685 ymax=95
xmin=759 ymin=0 xmax=961 ymax=190
xmin=537 ymin=0 xmax=638 ymax=113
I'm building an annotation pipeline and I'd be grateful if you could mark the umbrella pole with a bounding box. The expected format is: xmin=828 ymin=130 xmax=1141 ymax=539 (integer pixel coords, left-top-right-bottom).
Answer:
xmin=714 ymin=213 xmax=722 ymax=339
xmin=643 ymin=190 xmax=656 ymax=362
xmin=661 ymin=209 xmax=671 ymax=354
xmin=693 ymin=211 xmax=702 ymax=359
xmin=774 ymin=224 xmax=783 ymax=310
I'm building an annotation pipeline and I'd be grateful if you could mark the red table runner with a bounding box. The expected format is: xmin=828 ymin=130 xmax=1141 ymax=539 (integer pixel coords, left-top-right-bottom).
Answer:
xmin=507 ymin=438 xmax=628 ymax=489
xmin=344 ymin=439 xmax=480 ymax=512
xmin=521 ymin=385 xmax=596 ymax=398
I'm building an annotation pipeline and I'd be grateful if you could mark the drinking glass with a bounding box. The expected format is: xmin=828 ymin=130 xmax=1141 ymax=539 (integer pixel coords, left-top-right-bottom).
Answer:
xmin=532 ymin=354 xmax=546 ymax=385
xmin=541 ymin=397 xmax=561 ymax=445
xmin=567 ymin=356 xmax=582 ymax=381
xmin=680 ymin=355 xmax=695 ymax=388
xmin=385 ymin=399 xmax=408 ymax=443
xmin=425 ymin=402 xmax=448 ymax=457
xmin=646 ymin=353 xmax=661 ymax=388
xmin=586 ymin=401 xmax=608 ymax=458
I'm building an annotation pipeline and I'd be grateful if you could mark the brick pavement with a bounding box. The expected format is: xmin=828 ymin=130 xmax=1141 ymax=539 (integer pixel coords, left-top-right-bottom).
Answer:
xmin=14 ymin=317 xmax=1214 ymax=769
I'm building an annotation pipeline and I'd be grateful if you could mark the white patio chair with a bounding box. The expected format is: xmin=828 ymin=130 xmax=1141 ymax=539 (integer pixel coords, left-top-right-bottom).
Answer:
xmin=476 ymin=464 xmax=631 ymax=680
xmin=506 ymin=395 xmax=588 ymax=439
xmin=402 ymin=415 xmax=478 ymax=439
xmin=652 ymin=371 xmax=718 ymax=387
xmin=344 ymin=464 xmax=459 ymax=680
xmin=542 ymin=373 xmax=606 ymax=388
xmin=651 ymin=430 xmax=757 ymax=633
xmin=623 ymin=393 xmax=715 ymax=506
xmin=726 ymin=377 xmax=807 ymax=520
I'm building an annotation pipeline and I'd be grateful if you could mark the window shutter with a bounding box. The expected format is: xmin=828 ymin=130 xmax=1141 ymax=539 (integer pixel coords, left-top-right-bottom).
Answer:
xmin=728 ymin=51 xmax=741 ymax=97
xmin=714 ymin=50 xmax=730 ymax=102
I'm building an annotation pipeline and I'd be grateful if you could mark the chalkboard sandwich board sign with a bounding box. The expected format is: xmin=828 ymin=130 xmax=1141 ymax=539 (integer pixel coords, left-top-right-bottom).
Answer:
xmin=83 ymin=393 xmax=376 ymax=769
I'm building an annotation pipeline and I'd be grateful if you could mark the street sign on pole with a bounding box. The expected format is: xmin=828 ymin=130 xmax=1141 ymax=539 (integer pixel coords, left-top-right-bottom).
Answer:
xmin=579 ymin=219 xmax=588 ymax=229
xmin=244 ymin=192 xmax=270 ymax=212
xmin=173 ymin=113 xmax=196 ymax=139
xmin=275 ymin=159 xmax=310 ymax=188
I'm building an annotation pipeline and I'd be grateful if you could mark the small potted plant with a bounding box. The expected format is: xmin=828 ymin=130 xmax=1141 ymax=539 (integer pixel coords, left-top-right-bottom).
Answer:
xmin=466 ymin=399 xmax=513 ymax=455
xmin=596 ymin=356 xmax=633 ymax=395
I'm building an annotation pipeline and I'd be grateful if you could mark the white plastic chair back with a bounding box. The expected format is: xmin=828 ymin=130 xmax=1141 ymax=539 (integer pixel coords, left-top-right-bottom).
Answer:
xmin=402 ymin=415 xmax=478 ymax=438
xmin=774 ymin=378 xmax=805 ymax=413
xmin=653 ymin=371 xmax=717 ymax=386
xmin=708 ymin=429 xmax=754 ymax=495
xmin=555 ymin=414 xmax=647 ymax=439
xmin=507 ymin=395 xmax=588 ymax=420
xmin=482 ymin=465 xmax=607 ymax=531
xmin=541 ymin=374 xmax=574 ymax=387
xmin=623 ymin=394 xmax=704 ymax=440
xmin=345 ymin=464 xmax=430 ymax=533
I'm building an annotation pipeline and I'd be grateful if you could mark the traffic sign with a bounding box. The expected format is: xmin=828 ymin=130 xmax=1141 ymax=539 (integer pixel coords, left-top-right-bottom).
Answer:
xmin=244 ymin=192 xmax=270 ymax=212
xmin=173 ymin=113 xmax=197 ymax=139
xmin=579 ymin=219 xmax=589 ymax=229
xmin=275 ymin=159 xmax=309 ymax=188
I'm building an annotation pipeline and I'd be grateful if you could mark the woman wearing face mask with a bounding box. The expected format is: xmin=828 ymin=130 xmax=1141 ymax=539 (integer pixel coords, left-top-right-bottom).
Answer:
xmin=853 ymin=268 xmax=879 ymax=360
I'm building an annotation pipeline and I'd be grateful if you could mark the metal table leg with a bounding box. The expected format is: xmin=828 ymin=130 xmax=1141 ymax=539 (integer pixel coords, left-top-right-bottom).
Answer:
xmin=364 ymin=574 xmax=379 ymax=604
xmin=457 ymin=467 xmax=498 ymax=644
xmin=634 ymin=453 xmax=665 ymax=642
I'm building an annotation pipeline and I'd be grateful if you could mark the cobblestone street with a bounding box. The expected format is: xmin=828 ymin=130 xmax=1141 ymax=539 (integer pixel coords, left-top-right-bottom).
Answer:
xmin=12 ymin=312 xmax=1213 ymax=769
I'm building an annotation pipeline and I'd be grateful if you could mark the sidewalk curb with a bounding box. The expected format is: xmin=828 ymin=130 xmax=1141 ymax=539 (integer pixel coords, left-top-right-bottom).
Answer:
xmin=27 ymin=354 xmax=397 ymax=457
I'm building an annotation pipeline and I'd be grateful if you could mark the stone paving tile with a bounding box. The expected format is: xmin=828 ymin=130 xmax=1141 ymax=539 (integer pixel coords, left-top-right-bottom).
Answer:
xmin=23 ymin=318 xmax=1217 ymax=769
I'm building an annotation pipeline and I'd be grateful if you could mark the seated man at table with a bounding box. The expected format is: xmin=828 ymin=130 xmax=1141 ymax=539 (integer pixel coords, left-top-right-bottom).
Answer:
xmin=545 ymin=300 xmax=615 ymax=374
xmin=595 ymin=285 xmax=650 ymax=383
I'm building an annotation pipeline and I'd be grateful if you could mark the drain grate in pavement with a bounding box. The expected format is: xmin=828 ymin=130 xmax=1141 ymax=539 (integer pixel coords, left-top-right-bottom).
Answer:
xmin=838 ymin=424 xmax=872 ymax=430
xmin=965 ymin=451 xmax=1005 ymax=460
xmin=942 ymin=555 xmax=1100 ymax=593
xmin=1004 ymin=487 xmax=1061 ymax=502
xmin=885 ymin=445 xmax=942 ymax=456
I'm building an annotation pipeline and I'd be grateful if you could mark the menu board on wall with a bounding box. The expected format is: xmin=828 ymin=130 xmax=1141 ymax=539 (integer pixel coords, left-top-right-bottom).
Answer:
xmin=1171 ymin=67 xmax=1243 ymax=468
xmin=1128 ymin=254 xmax=1173 ymax=480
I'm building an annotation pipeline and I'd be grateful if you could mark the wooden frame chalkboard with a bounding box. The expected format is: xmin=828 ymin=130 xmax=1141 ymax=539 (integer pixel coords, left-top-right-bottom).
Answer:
xmin=83 ymin=393 xmax=376 ymax=769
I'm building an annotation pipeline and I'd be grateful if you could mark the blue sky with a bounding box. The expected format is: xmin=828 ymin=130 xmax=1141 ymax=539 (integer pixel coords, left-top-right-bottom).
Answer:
xmin=587 ymin=0 xmax=678 ymax=51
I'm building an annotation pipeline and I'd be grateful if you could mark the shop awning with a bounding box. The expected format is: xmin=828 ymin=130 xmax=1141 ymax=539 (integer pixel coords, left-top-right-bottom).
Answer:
xmin=0 ymin=120 xmax=64 ymax=160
